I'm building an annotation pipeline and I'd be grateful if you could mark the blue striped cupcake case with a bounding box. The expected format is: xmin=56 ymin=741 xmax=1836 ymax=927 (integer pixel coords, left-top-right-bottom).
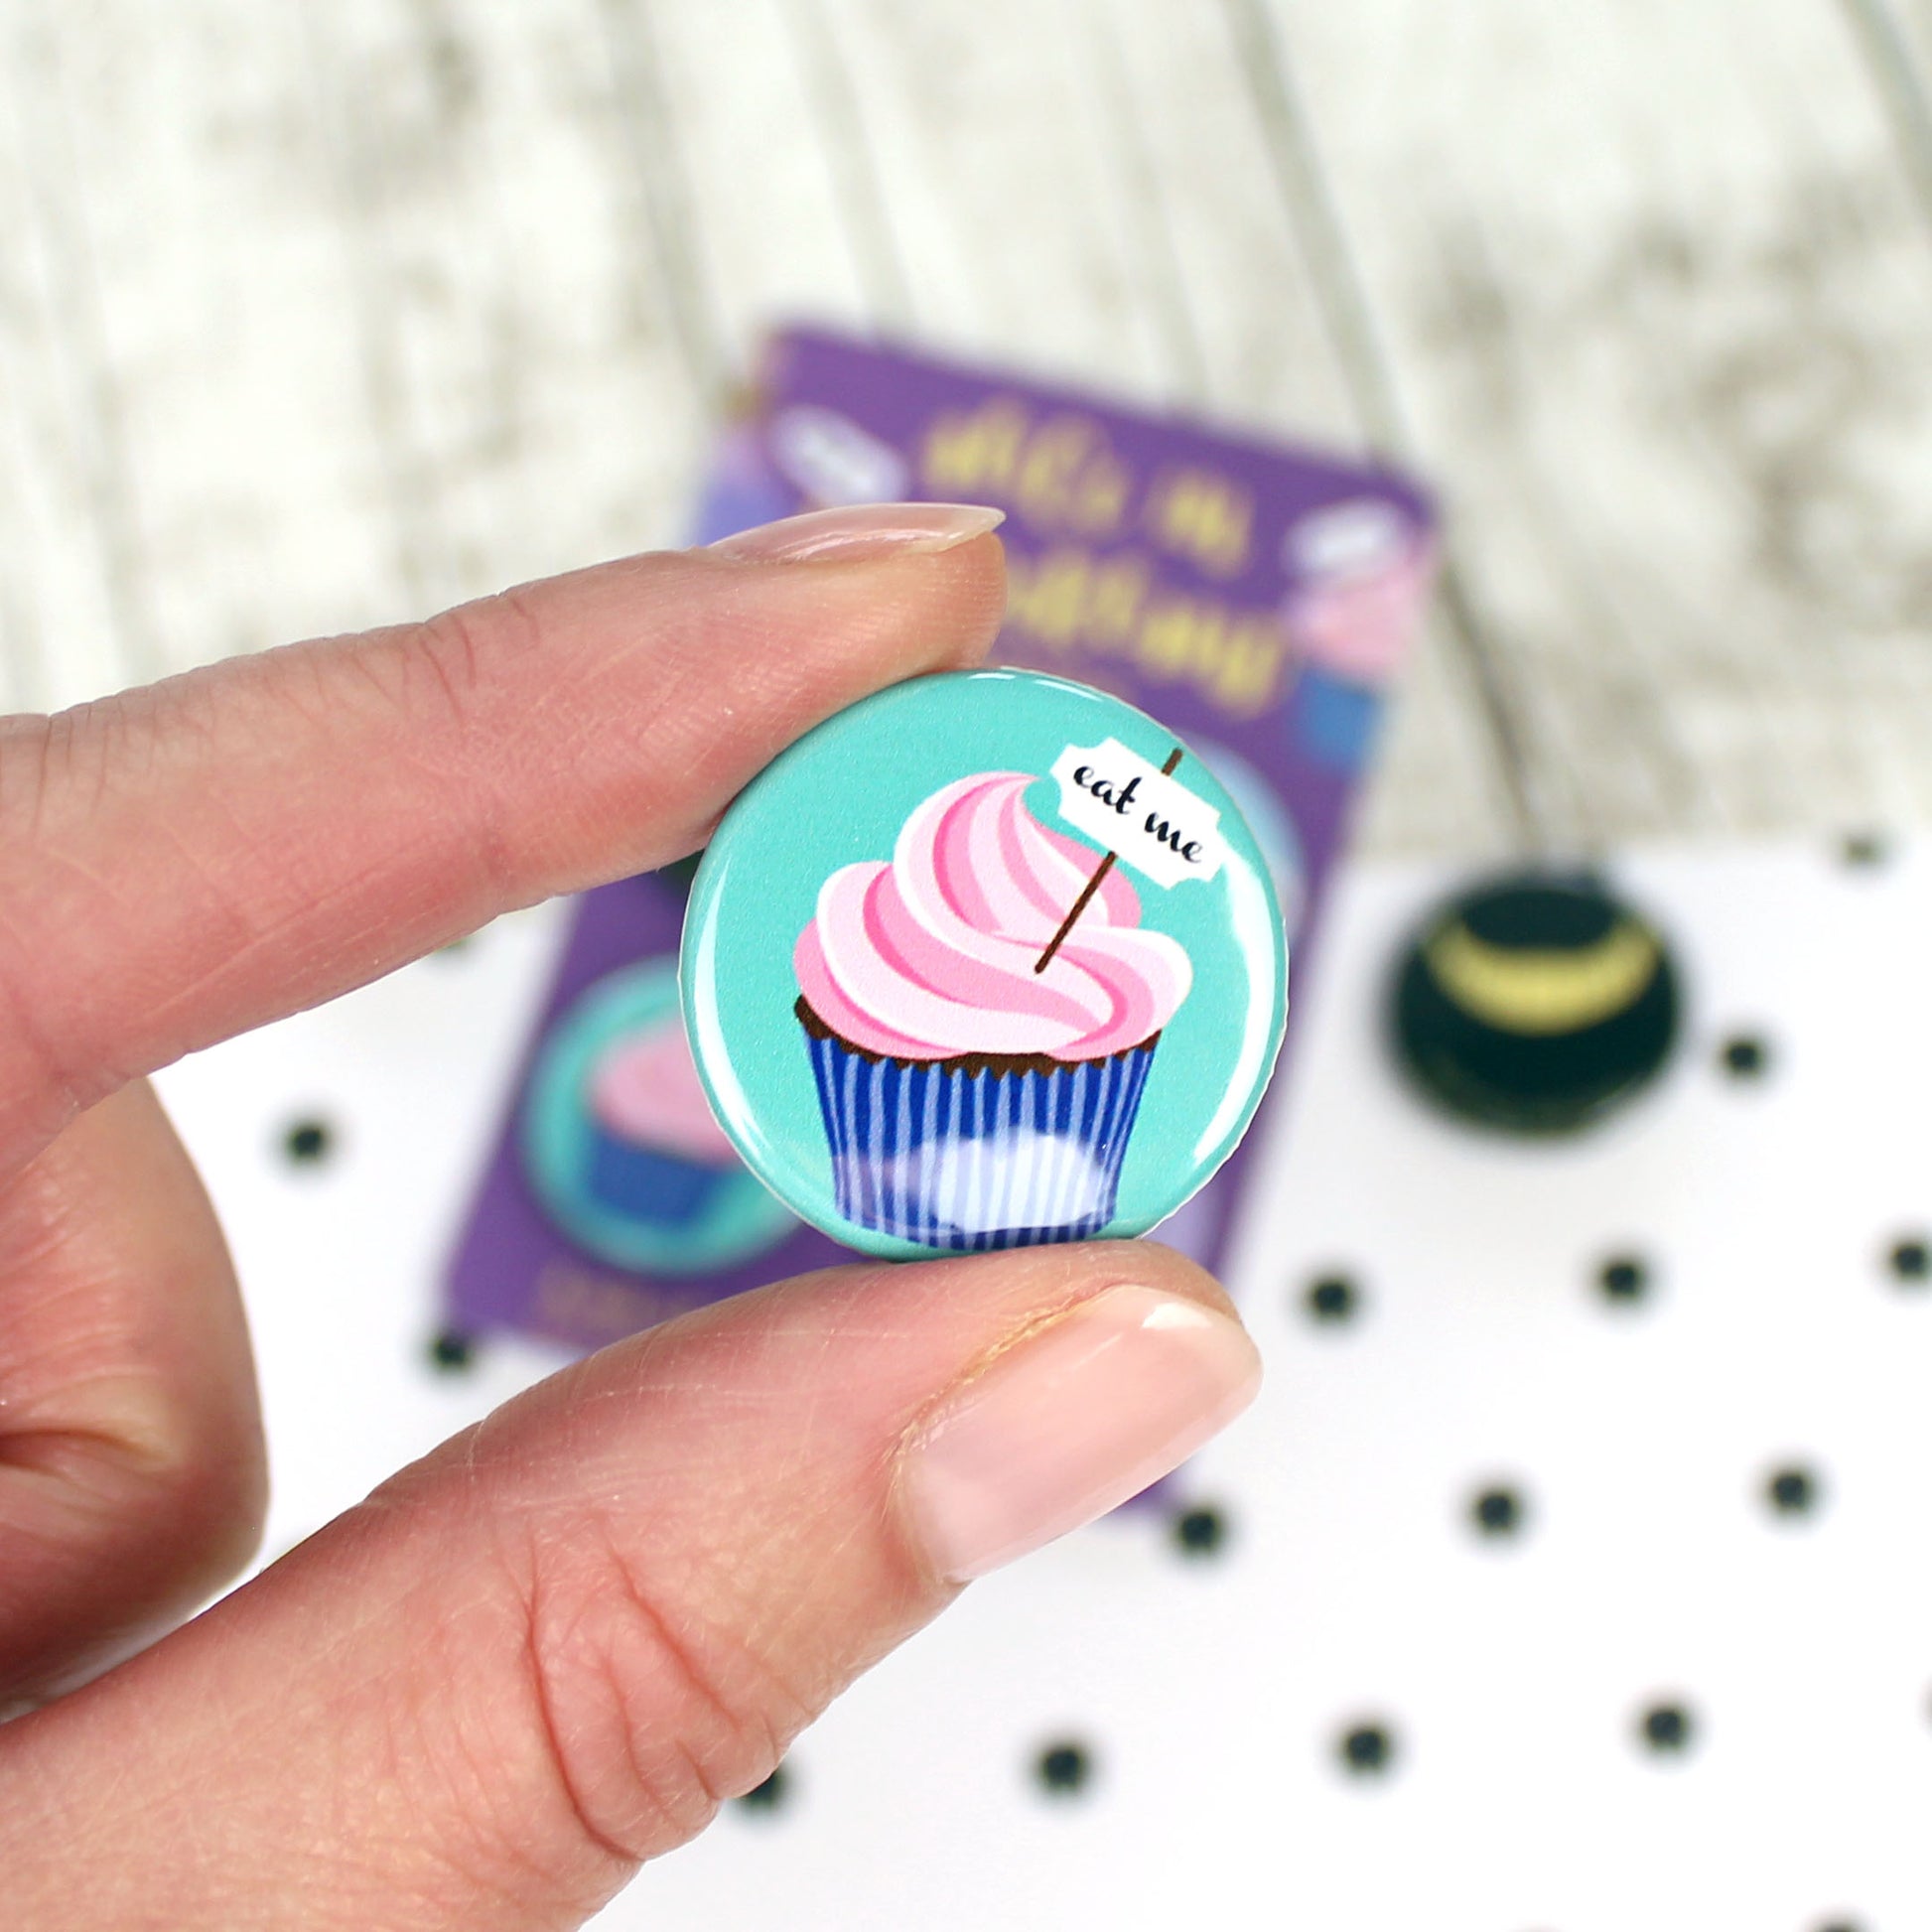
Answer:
xmin=802 ymin=1025 xmax=1159 ymax=1251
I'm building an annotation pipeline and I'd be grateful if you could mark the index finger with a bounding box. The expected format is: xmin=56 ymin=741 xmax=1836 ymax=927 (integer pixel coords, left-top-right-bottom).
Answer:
xmin=0 ymin=505 xmax=1006 ymax=1173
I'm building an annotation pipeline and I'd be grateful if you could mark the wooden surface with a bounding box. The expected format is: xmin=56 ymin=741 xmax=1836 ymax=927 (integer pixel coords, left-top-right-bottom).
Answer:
xmin=7 ymin=0 xmax=1932 ymax=858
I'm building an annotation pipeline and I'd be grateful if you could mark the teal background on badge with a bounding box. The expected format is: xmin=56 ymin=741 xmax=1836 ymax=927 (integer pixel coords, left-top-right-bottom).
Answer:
xmin=524 ymin=960 xmax=797 ymax=1273
xmin=681 ymin=670 xmax=1289 ymax=1259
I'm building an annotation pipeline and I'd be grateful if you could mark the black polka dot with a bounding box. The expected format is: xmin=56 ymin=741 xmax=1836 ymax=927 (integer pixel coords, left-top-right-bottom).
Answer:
xmin=427 ymin=1330 xmax=476 ymax=1373
xmin=1173 ymin=1505 xmax=1229 ymax=1558
xmin=1597 ymin=1254 xmax=1650 ymax=1305
xmin=1469 ymin=1485 xmax=1527 ymax=1539
xmin=1035 ymin=1741 xmax=1093 ymax=1796
xmin=1765 ymin=1463 xmax=1822 ymax=1518
xmin=735 ymin=1764 xmax=789 ymax=1813
xmin=1719 ymin=1035 xmax=1769 ymax=1079
xmin=1839 ymin=831 xmax=1888 ymax=869
xmin=1888 ymin=1237 xmax=1930 ymax=1285
xmin=1811 ymin=1919 xmax=1863 ymax=1932
xmin=1638 ymin=1702 xmax=1695 ymax=1755
xmin=282 ymin=1118 xmax=334 ymax=1166
xmin=1336 ymin=1722 xmax=1396 ymax=1777
xmin=1305 ymin=1274 xmax=1360 ymax=1325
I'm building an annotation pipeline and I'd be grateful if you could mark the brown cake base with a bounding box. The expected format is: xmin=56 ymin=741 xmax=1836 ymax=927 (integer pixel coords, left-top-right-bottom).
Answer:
xmin=794 ymin=996 xmax=1160 ymax=1078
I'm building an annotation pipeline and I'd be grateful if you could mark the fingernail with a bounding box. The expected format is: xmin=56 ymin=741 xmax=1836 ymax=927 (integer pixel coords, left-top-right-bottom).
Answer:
xmin=705 ymin=502 xmax=1004 ymax=564
xmin=900 ymin=1287 xmax=1262 ymax=1582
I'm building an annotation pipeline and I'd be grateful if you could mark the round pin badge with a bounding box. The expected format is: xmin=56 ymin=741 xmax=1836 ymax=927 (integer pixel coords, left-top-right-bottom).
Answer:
xmin=680 ymin=669 xmax=1289 ymax=1259
xmin=522 ymin=959 xmax=796 ymax=1273
xmin=1388 ymin=869 xmax=1680 ymax=1134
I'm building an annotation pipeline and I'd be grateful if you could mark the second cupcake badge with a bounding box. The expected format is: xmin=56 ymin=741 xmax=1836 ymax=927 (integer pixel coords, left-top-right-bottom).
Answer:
xmin=681 ymin=668 xmax=1289 ymax=1258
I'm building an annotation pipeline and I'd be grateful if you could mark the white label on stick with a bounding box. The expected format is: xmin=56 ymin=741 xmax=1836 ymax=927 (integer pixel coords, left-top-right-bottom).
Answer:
xmin=1049 ymin=739 xmax=1229 ymax=890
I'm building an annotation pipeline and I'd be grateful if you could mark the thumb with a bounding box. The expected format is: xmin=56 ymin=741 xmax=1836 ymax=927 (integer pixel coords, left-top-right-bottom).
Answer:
xmin=3 ymin=1241 xmax=1259 ymax=1931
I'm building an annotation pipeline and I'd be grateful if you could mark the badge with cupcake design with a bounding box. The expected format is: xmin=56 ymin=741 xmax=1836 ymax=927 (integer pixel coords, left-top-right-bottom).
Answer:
xmin=523 ymin=960 xmax=796 ymax=1274
xmin=682 ymin=669 xmax=1289 ymax=1258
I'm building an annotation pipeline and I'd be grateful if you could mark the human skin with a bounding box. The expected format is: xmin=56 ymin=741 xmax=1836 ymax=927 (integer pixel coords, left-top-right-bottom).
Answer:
xmin=0 ymin=504 xmax=1260 ymax=1930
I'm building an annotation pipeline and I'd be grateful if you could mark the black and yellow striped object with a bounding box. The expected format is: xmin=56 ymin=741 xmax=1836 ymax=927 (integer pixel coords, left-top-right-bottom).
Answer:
xmin=1390 ymin=872 xmax=1680 ymax=1134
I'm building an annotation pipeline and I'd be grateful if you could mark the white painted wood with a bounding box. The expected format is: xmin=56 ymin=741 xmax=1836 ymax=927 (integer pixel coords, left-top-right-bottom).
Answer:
xmin=1042 ymin=0 xmax=1520 ymax=861
xmin=1258 ymin=0 xmax=1932 ymax=847
xmin=802 ymin=0 xmax=1160 ymax=391
xmin=290 ymin=0 xmax=709 ymax=601
xmin=0 ymin=0 xmax=712 ymax=695
xmin=1048 ymin=0 xmax=1358 ymax=436
xmin=6 ymin=0 xmax=1932 ymax=857
xmin=642 ymin=0 xmax=876 ymax=361
xmin=0 ymin=9 xmax=169 ymax=711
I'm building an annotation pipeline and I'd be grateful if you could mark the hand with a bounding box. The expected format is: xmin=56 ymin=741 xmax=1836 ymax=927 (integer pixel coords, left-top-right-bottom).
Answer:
xmin=0 ymin=505 xmax=1261 ymax=1930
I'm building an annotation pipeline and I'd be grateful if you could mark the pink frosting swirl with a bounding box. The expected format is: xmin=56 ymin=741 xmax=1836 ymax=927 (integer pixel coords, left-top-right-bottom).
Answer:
xmin=794 ymin=771 xmax=1191 ymax=1061
xmin=1283 ymin=533 xmax=1439 ymax=685
xmin=590 ymin=1020 xmax=739 ymax=1165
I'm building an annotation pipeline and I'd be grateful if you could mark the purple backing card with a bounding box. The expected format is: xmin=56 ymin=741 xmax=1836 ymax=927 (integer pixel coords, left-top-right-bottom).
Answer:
xmin=444 ymin=326 xmax=1437 ymax=1351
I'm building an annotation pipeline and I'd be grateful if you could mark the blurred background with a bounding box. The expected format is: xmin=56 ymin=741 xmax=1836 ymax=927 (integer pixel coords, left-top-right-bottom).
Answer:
xmin=15 ymin=0 xmax=1932 ymax=853
xmin=16 ymin=4 xmax=1932 ymax=1927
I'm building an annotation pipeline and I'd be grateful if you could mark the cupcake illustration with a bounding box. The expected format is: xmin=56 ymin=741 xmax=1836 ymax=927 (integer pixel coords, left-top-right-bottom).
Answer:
xmin=523 ymin=958 xmax=797 ymax=1276
xmin=1280 ymin=497 xmax=1438 ymax=767
xmin=792 ymin=771 xmax=1193 ymax=1251
xmin=584 ymin=1015 xmax=741 ymax=1226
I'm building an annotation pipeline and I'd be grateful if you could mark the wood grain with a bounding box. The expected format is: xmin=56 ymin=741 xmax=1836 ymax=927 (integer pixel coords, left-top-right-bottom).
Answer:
xmin=2 ymin=0 xmax=1929 ymax=857
xmin=1263 ymin=0 xmax=1932 ymax=849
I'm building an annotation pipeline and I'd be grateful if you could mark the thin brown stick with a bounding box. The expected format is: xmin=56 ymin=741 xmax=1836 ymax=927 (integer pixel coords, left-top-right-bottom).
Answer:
xmin=1034 ymin=854 xmax=1117 ymax=975
xmin=1034 ymin=747 xmax=1183 ymax=974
